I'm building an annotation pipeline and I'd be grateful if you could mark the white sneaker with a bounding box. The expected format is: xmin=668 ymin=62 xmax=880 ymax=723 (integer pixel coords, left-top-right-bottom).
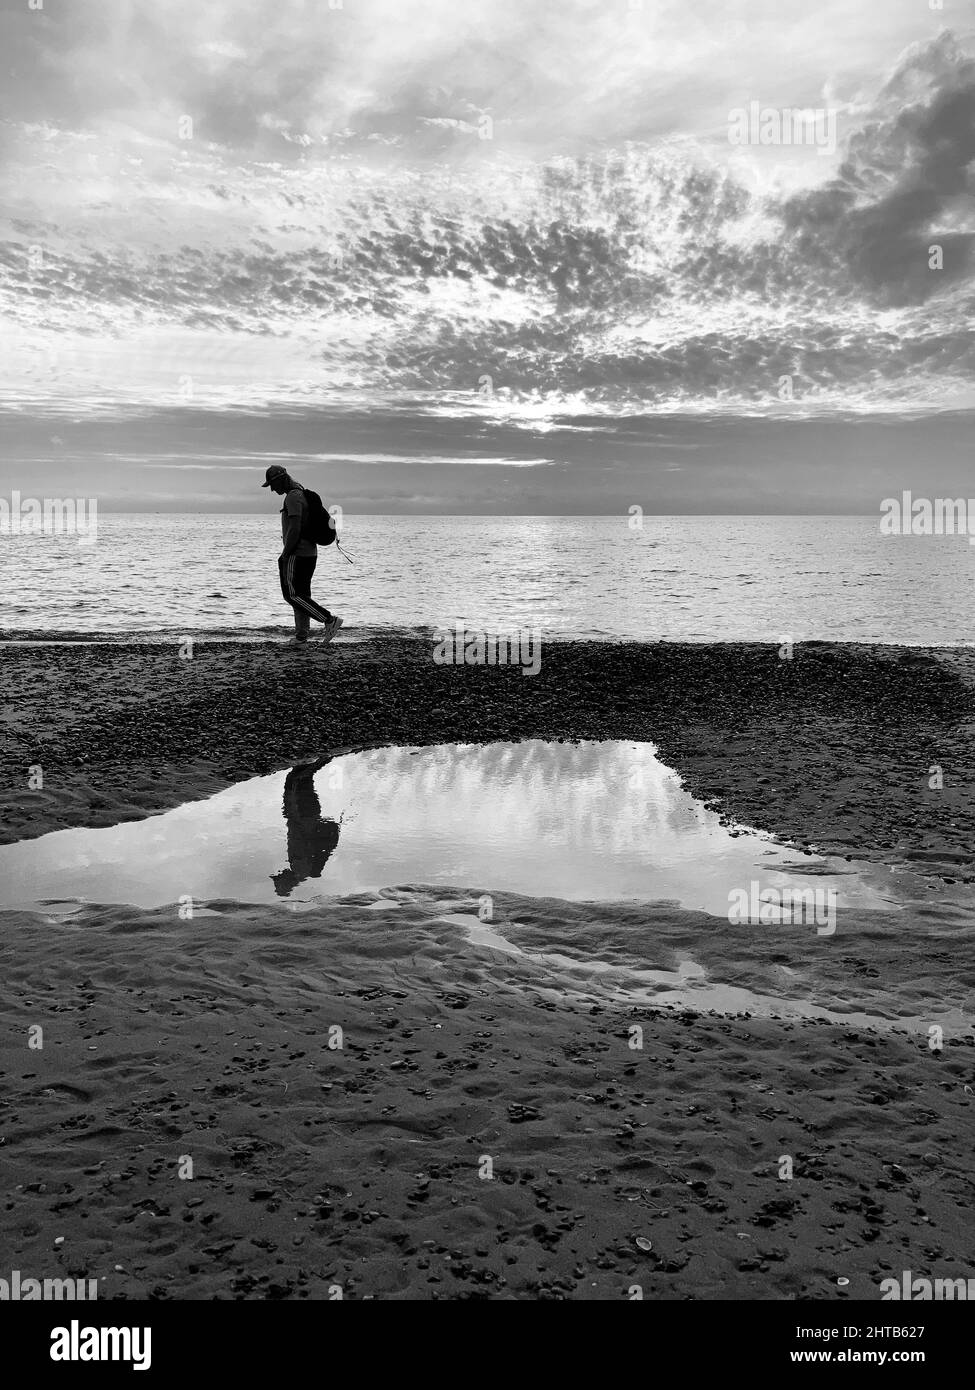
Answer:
xmin=320 ymin=615 xmax=344 ymax=645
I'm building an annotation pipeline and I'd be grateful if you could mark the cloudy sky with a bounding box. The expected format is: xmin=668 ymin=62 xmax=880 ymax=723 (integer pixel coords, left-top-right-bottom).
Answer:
xmin=1 ymin=0 xmax=973 ymax=511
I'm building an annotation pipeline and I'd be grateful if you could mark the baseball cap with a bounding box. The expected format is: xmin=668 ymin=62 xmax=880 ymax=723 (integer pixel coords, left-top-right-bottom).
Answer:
xmin=261 ymin=465 xmax=289 ymax=487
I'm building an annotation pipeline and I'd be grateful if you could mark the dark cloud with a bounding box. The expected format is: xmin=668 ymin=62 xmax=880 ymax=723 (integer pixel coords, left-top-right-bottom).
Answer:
xmin=785 ymin=33 xmax=975 ymax=303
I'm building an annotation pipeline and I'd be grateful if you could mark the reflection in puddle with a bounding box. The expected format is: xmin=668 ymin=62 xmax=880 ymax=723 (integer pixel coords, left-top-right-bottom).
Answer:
xmin=270 ymin=761 xmax=342 ymax=897
xmin=0 ymin=740 xmax=896 ymax=915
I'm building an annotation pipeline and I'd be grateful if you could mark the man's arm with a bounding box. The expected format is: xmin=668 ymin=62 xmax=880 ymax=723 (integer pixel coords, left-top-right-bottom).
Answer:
xmin=280 ymin=490 xmax=304 ymax=558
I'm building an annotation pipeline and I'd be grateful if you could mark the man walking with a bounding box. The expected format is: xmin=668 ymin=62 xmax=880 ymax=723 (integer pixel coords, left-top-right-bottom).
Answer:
xmin=262 ymin=464 xmax=342 ymax=645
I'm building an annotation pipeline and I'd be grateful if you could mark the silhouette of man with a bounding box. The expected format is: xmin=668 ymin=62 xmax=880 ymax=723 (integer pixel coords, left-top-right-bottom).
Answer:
xmin=271 ymin=760 xmax=341 ymax=897
xmin=263 ymin=464 xmax=342 ymax=646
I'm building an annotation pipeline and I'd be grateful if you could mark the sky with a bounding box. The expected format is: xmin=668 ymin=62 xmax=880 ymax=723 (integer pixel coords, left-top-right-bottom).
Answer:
xmin=1 ymin=0 xmax=973 ymax=512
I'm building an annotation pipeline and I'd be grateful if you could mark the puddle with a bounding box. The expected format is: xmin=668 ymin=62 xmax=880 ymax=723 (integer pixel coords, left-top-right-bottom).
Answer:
xmin=0 ymin=740 xmax=897 ymax=915
xmin=3 ymin=741 xmax=969 ymax=1035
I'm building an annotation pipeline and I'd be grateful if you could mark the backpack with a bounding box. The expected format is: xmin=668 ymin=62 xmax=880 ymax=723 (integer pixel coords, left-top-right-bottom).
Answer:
xmin=301 ymin=489 xmax=337 ymax=546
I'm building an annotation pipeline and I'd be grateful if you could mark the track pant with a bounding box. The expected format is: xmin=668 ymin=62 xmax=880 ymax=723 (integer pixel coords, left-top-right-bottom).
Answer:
xmin=278 ymin=554 xmax=334 ymax=634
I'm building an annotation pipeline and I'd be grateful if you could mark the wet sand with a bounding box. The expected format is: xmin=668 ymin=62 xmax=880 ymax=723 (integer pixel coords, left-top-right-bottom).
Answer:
xmin=1 ymin=637 xmax=973 ymax=1299
xmin=1 ymin=890 xmax=973 ymax=1301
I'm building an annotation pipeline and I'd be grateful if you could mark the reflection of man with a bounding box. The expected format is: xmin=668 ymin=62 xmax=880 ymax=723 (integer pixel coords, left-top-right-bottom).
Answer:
xmin=271 ymin=760 xmax=341 ymax=897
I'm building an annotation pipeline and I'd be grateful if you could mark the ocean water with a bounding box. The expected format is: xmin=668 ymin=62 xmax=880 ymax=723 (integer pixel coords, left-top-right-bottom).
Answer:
xmin=1 ymin=513 xmax=973 ymax=643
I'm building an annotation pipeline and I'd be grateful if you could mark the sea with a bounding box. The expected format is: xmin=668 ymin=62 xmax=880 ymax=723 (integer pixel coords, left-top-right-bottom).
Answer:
xmin=1 ymin=513 xmax=973 ymax=643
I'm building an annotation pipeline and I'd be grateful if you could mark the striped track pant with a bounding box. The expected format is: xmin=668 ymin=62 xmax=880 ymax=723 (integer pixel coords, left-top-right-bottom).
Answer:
xmin=278 ymin=554 xmax=333 ymax=624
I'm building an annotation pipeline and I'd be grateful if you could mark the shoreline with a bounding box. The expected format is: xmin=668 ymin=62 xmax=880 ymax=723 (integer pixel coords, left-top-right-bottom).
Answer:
xmin=4 ymin=627 xmax=975 ymax=648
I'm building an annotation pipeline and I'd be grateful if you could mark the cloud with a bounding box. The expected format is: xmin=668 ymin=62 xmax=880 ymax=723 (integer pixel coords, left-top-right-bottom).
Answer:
xmin=784 ymin=31 xmax=975 ymax=302
xmin=0 ymin=0 xmax=947 ymax=155
xmin=131 ymin=453 xmax=556 ymax=467
xmin=1 ymin=11 xmax=973 ymax=418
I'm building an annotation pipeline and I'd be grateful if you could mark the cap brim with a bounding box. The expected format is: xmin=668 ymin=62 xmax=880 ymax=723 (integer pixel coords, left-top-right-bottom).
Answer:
xmin=261 ymin=480 xmax=271 ymax=486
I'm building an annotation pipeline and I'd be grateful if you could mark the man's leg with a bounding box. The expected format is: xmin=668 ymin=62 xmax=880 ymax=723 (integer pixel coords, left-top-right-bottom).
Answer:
xmin=278 ymin=555 xmax=308 ymax=639
xmin=286 ymin=555 xmax=334 ymax=625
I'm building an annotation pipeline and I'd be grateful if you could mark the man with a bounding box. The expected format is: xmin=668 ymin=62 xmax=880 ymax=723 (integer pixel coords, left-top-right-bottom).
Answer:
xmin=262 ymin=464 xmax=342 ymax=645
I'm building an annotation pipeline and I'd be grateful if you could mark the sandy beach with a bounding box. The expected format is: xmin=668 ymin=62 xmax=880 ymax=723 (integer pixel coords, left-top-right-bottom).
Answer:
xmin=1 ymin=638 xmax=973 ymax=1300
